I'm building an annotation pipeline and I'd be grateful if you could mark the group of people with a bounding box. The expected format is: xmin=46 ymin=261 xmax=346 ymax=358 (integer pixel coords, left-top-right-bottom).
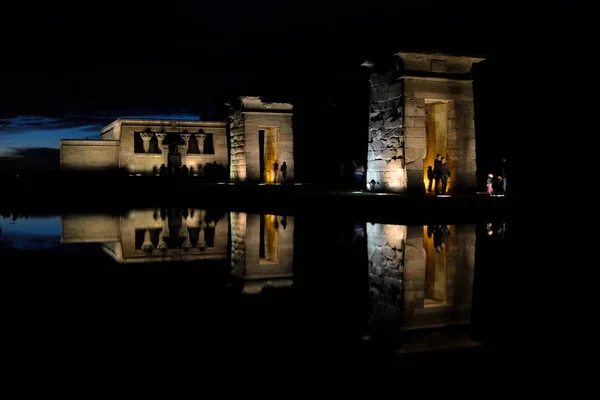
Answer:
xmin=486 ymin=158 xmax=508 ymax=196
xmin=426 ymin=154 xmax=451 ymax=195
xmin=272 ymin=161 xmax=288 ymax=184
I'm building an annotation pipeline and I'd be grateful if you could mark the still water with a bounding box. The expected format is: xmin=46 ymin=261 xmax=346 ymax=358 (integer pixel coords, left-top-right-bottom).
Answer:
xmin=0 ymin=208 xmax=511 ymax=372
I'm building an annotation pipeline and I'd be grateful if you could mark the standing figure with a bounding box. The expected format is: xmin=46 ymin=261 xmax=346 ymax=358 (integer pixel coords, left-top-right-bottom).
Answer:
xmin=439 ymin=157 xmax=451 ymax=194
xmin=273 ymin=161 xmax=279 ymax=184
xmin=433 ymin=154 xmax=442 ymax=194
xmin=501 ymin=158 xmax=507 ymax=194
xmin=427 ymin=165 xmax=434 ymax=193
xmin=280 ymin=161 xmax=287 ymax=184
xmin=486 ymin=173 xmax=494 ymax=196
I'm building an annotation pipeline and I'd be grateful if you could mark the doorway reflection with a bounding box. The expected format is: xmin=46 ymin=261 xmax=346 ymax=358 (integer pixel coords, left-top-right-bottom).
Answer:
xmin=230 ymin=212 xmax=294 ymax=294
xmin=366 ymin=223 xmax=477 ymax=352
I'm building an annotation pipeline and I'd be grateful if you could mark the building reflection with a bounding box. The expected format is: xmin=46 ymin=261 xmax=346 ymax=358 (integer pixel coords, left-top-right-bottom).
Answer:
xmin=366 ymin=223 xmax=477 ymax=352
xmin=230 ymin=212 xmax=294 ymax=294
xmin=60 ymin=209 xmax=295 ymax=292
xmin=61 ymin=208 xmax=228 ymax=263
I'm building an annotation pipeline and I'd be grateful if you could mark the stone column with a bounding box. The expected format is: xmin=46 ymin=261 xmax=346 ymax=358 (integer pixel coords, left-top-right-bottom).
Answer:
xmin=157 ymin=230 xmax=168 ymax=250
xmin=367 ymin=223 xmax=406 ymax=333
xmin=366 ymin=72 xmax=407 ymax=193
xmin=155 ymin=132 xmax=167 ymax=166
xmin=195 ymin=133 xmax=206 ymax=154
xmin=230 ymin=212 xmax=247 ymax=279
xmin=180 ymin=217 xmax=192 ymax=249
xmin=196 ymin=223 xmax=207 ymax=250
xmin=180 ymin=133 xmax=191 ymax=167
xmin=140 ymin=132 xmax=154 ymax=153
xmin=141 ymin=229 xmax=154 ymax=252
xmin=403 ymin=226 xmax=427 ymax=328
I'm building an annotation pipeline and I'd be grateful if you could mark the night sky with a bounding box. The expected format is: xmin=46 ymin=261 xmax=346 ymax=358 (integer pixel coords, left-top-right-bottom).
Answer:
xmin=0 ymin=1 xmax=575 ymax=181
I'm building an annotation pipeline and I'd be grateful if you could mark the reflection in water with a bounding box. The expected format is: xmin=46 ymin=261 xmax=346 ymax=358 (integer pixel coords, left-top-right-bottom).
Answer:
xmin=61 ymin=208 xmax=228 ymax=263
xmin=230 ymin=212 xmax=294 ymax=294
xmin=52 ymin=209 xmax=508 ymax=353
xmin=60 ymin=209 xmax=295 ymax=294
xmin=366 ymin=223 xmax=476 ymax=352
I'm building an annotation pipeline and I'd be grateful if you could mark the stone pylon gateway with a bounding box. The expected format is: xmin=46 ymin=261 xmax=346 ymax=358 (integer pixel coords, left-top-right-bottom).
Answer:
xmin=364 ymin=52 xmax=484 ymax=194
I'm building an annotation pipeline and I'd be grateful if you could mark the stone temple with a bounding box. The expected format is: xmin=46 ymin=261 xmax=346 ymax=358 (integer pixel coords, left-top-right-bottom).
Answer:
xmin=364 ymin=52 xmax=484 ymax=193
xmin=60 ymin=96 xmax=294 ymax=183
xmin=61 ymin=51 xmax=484 ymax=193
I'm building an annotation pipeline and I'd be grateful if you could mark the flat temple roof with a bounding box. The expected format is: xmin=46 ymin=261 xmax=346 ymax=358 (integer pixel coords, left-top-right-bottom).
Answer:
xmin=100 ymin=118 xmax=227 ymax=134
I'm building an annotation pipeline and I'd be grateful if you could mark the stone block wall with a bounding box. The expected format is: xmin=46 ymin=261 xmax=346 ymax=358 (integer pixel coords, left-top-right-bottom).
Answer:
xmin=61 ymin=214 xmax=120 ymax=243
xmin=60 ymin=140 xmax=120 ymax=170
xmin=367 ymin=223 xmax=406 ymax=330
xmin=230 ymin=212 xmax=247 ymax=278
xmin=367 ymin=72 xmax=406 ymax=192
xmin=229 ymin=109 xmax=246 ymax=181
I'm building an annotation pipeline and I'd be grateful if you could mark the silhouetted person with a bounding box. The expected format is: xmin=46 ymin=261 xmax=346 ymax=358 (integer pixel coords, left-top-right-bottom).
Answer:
xmin=433 ymin=154 xmax=442 ymax=194
xmin=280 ymin=216 xmax=287 ymax=230
xmin=280 ymin=161 xmax=287 ymax=184
xmin=427 ymin=165 xmax=434 ymax=192
xmin=181 ymin=165 xmax=189 ymax=177
xmin=486 ymin=173 xmax=494 ymax=196
xmin=501 ymin=158 xmax=507 ymax=194
xmin=273 ymin=162 xmax=279 ymax=184
xmin=153 ymin=166 xmax=158 ymax=176
xmin=159 ymin=164 xmax=167 ymax=177
xmin=434 ymin=224 xmax=450 ymax=252
xmin=353 ymin=160 xmax=364 ymax=189
xmin=439 ymin=157 xmax=451 ymax=194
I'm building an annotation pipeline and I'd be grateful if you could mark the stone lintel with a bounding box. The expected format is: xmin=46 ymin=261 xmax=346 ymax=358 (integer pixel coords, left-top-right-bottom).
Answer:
xmin=238 ymin=96 xmax=293 ymax=112
xmin=395 ymin=52 xmax=485 ymax=74
xmin=241 ymin=111 xmax=293 ymax=116
xmin=100 ymin=119 xmax=227 ymax=136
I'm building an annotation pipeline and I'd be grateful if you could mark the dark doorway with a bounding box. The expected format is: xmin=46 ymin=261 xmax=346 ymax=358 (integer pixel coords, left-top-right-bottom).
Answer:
xmin=259 ymin=129 xmax=265 ymax=182
xmin=168 ymin=144 xmax=181 ymax=174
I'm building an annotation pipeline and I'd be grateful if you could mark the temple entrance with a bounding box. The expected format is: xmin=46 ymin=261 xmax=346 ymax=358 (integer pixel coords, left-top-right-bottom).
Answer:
xmin=168 ymin=144 xmax=181 ymax=175
xmin=424 ymin=101 xmax=448 ymax=192
xmin=259 ymin=128 xmax=279 ymax=184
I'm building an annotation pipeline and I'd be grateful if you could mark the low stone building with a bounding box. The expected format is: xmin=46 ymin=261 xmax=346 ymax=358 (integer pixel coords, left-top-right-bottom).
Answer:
xmin=364 ymin=52 xmax=484 ymax=194
xmin=60 ymin=96 xmax=294 ymax=183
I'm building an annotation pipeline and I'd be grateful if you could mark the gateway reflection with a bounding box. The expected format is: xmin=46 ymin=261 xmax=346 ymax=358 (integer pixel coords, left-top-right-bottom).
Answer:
xmin=366 ymin=223 xmax=476 ymax=351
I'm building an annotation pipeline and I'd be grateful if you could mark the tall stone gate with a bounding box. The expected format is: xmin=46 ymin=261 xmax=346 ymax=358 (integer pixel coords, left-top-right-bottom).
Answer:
xmin=228 ymin=96 xmax=294 ymax=183
xmin=365 ymin=52 xmax=484 ymax=194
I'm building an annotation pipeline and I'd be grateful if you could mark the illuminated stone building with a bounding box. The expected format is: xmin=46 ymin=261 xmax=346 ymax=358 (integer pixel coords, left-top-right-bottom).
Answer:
xmin=60 ymin=96 xmax=294 ymax=183
xmin=364 ymin=52 xmax=484 ymax=194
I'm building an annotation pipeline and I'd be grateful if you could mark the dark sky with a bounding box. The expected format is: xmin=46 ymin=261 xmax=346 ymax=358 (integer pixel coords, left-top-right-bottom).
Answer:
xmin=0 ymin=1 xmax=576 ymax=167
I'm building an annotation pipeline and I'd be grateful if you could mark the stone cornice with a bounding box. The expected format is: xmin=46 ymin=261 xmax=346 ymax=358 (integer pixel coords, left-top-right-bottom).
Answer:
xmin=241 ymin=110 xmax=293 ymax=116
xmin=100 ymin=119 xmax=227 ymax=135
xmin=399 ymin=75 xmax=473 ymax=83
